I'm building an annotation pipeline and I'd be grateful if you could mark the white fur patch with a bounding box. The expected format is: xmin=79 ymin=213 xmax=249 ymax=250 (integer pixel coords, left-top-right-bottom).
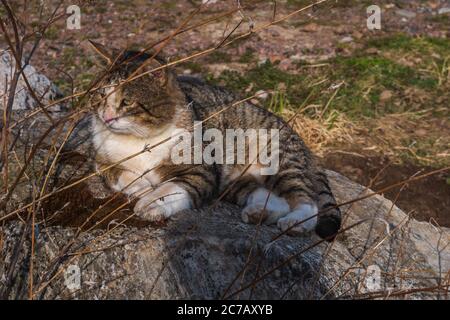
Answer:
xmin=134 ymin=182 xmax=192 ymax=221
xmin=242 ymin=188 xmax=290 ymax=225
xmin=92 ymin=117 xmax=188 ymax=187
xmin=277 ymin=203 xmax=318 ymax=234
xmin=105 ymin=87 xmax=117 ymax=106
xmin=108 ymin=169 xmax=151 ymax=196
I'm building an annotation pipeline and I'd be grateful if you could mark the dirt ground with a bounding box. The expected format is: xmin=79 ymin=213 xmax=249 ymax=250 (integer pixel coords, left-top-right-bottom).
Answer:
xmin=321 ymin=153 xmax=450 ymax=227
xmin=3 ymin=0 xmax=449 ymax=226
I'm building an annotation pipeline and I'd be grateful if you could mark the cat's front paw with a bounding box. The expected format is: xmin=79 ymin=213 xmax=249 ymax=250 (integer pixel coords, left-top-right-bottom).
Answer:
xmin=277 ymin=203 xmax=318 ymax=236
xmin=133 ymin=183 xmax=192 ymax=222
xmin=134 ymin=199 xmax=169 ymax=221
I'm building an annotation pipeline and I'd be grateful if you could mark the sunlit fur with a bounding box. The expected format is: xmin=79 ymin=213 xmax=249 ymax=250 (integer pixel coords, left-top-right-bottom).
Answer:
xmin=89 ymin=46 xmax=342 ymax=240
xmin=90 ymin=51 xmax=189 ymax=139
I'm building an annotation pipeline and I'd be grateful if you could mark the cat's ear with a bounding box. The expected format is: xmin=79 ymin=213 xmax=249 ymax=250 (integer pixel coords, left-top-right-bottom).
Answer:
xmin=141 ymin=58 xmax=171 ymax=86
xmin=88 ymin=40 xmax=113 ymax=65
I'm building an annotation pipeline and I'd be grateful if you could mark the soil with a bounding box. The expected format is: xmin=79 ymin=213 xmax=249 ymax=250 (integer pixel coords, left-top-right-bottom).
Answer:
xmin=321 ymin=153 xmax=450 ymax=227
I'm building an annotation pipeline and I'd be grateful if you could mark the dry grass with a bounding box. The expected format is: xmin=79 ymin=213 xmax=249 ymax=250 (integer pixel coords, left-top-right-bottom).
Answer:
xmin=285 ymin=108 xmax=357 ymax=156
xmin=284 ymin=107 xmax=449 ymax=167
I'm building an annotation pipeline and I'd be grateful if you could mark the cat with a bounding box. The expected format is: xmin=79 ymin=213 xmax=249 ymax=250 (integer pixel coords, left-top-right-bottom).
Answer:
xmin=88 ymin=41 xmax=341 ymax=240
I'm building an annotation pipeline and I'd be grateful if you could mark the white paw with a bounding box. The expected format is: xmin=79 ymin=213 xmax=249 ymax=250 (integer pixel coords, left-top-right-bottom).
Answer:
xmin=277 ymin=203 xmax=318 ymax=236
xmin=110 ymin=171 xmax=152 ymax=196
xmin=241 ymin=188 xmax=290 ymax=225
xmin=134 ymin=200 xmax=168 ymax=221
xmin=133 ymin=183 xmax=192 ymax=221
xmin=241 ymin=203 xmax=269 ymax=224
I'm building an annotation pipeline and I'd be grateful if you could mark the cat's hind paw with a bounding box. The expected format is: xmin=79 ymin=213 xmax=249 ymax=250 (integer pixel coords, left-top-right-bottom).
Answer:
xmin=242 ymin=203 xmax=270 ymax=224
xmin=277 ymin=203 xmax=318 ymax=236
xmin=241 ymin=188 xmax=290 ymax=225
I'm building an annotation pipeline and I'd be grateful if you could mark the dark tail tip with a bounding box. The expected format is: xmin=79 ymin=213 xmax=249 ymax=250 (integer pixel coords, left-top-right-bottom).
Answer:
xmin=315 ymin=215 xmax=341 ymax=242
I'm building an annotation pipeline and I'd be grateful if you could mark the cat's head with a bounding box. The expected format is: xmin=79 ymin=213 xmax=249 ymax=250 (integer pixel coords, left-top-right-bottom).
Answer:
xmin=88 ymin=41 xmax=186 ymax=138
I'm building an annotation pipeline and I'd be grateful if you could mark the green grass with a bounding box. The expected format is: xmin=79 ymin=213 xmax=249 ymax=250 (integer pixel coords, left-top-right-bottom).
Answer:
xmin=426 ymin=13 xmax=450 ymax=27
xmin=397 ymin=135 xmax=450 ymax=167
xmin=161 ymin=1 xmax=177 ymax=10
xmin=269 ymin=90 xmax=290 ymax=114
xmin=238 ymin=48 xmax=256 ymax=64
xmin=207 ymin=60 xmax=310 ymax=108
xmin=367 ymin=34 xmax=450 ymax=56
xmin=208 ymin=35 xmax=449 ymax=119
xmin=335 ymin=55 xmax=437 ymax=90
xmin=329 ymin=55 xmax=439 ymax=117
xmin=182 ymin=61 xmax=205 ymax=74
xmin=207 ymin=51 xmax=232 ymax=63
xmin=49 ymin=46 xmax=97 ymax=94
xmin=44 ymin=25 xmax=59 ymax=40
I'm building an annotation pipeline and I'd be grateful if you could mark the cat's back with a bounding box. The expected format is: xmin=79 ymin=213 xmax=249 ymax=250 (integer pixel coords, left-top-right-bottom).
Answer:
xmin=177 ymin=75 xmax=286 ymax=130
xmin=177 ymin=75 xmax=235 ymax=120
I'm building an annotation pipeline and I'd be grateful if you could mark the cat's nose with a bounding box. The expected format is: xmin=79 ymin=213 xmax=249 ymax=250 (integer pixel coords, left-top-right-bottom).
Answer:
xmin=102 ymin=106 xmax=117 ymax=123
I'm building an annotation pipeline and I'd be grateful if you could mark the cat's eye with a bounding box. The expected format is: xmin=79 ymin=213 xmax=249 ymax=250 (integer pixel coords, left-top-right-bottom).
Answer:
xmin=120 ymin=99 xmax=132 ymax=107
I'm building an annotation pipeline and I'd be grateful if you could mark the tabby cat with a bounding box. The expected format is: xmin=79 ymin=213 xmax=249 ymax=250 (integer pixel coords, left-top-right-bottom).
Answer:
xmin=88 ymin=41 xmax=341 ymax=240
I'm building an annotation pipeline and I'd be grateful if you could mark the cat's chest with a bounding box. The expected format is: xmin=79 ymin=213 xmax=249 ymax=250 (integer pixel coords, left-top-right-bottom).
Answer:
xmin=93 ymin=122 xmax=184 ymax=185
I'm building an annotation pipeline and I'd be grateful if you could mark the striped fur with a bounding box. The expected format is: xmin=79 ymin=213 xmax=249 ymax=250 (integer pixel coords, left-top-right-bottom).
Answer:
xmin=89 ymin=47 xmax=341 ymax=239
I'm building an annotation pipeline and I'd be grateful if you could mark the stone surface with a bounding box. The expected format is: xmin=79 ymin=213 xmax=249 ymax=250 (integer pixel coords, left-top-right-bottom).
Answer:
xmin=339 ymin=36 xmax=353 ymax=44
xmin=438 ymin=8 xmax=450 ymax=15
xmin=395 ymin=9 xmax=417 ymax=19
xmin=0 ymin=51 xmax=63 ymax=111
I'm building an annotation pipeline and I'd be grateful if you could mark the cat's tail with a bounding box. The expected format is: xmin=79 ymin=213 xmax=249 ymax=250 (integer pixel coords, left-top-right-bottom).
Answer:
xmin=314 ymin=172 xmax=342 ymax=241
xmin=316 ymin=211 xmax=341 ymax=242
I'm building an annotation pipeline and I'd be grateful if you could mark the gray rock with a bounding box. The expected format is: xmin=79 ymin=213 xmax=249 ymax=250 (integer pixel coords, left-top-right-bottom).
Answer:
xmin=339 ymin=36 xmax=354 ymax=44
xmin=0 ymin=51 xmax=63 ymax=111
xmin=438 ymin=7 xmax=450 ymax=15
xmin=395 ymin=9 xmax=417 ymax=19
